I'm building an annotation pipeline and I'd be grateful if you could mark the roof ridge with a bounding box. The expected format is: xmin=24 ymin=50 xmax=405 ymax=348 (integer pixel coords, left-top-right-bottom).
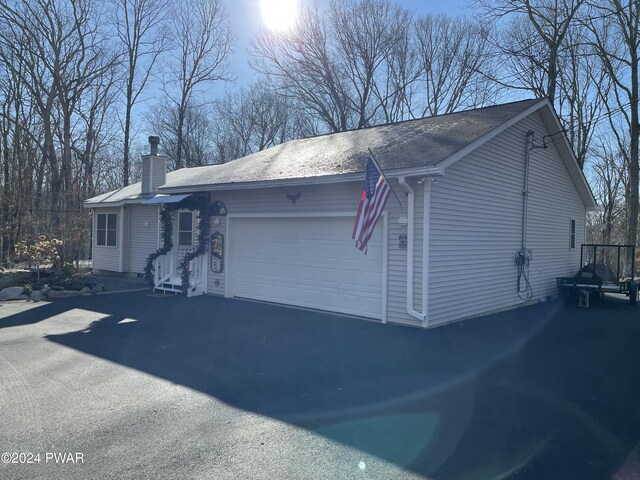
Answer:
xmin=289 ymin=97 xmax=543 ymax=143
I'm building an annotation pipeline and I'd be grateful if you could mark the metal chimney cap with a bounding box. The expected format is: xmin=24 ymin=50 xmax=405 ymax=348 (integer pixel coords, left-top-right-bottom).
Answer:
xmin=148 ymin=136 xmax=160 ymax=156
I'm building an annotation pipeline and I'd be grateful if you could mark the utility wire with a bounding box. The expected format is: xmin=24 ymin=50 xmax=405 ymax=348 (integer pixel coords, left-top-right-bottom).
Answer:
xmin=588 ymin=98 xmax=638 ymax=129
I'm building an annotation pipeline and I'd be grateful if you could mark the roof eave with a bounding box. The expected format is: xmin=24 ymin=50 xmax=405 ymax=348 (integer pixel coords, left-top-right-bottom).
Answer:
xmin=156 ymin=172 xmax=366 ymax=193
xmin=83 ymin=197 xmax=149 ymax=208
xmin=156 ymin=166 xmax=444 ymax=194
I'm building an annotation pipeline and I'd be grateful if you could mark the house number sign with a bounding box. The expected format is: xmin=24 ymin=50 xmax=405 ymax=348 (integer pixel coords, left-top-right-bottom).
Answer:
xmin=211 ymin=232 xmax=224 ymax=273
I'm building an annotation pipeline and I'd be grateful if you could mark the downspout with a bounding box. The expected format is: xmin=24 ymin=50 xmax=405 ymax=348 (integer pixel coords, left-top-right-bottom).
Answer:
xmin=398 ymin=177 xmax=428 ymax=326
xmin=118 ymin=205 xmax=125 ymax=272
xmin=422 ymin=179 xmax=430 ymax=327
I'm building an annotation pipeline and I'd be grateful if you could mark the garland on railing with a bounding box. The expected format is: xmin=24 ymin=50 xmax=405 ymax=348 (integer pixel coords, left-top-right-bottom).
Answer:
xmin=177 ymin=195 xmax=210 ymax=294
xmin=143 ymin=193 xmax=210 ymax=294
xmin=144 ymin=205 xmax=174 ymax=287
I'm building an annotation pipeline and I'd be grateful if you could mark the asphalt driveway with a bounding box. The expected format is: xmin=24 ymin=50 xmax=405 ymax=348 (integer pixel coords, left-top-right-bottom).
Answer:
xmin=0 ymin=292 xmax=639 ymax=479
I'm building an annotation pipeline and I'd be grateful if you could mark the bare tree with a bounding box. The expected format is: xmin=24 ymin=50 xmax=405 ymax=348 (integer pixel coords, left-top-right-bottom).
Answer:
xmin=75 ymin=65 xmax=121 ymax=199
xmin=586 ymin=0 xmax=640 ymax=248
xmin=212 ymin=84 xmax=313 ymax=162
xmin=477 ymin=0 xmax=585 ymax=103
xmin=589 ymin=140 xmax=626 ymax=244
xmin=148 ymin=103 xmax=216 ymax=169
xmin=0 ymin=45 xmax=39 ymax=262
xmin=0 ymin=0 xmax=60 ymax=223
xmin=557 ymin=25 xmax=609 ymax=168
xmin=414 ymin=13 xmax=497 ymax=116
xmin=329 ymin=0 xmax=413 ymax=127
xmin=164 ymin=0 xmax=233 ymax=169
xmin=250 ymin=5 xmax=352 ymax=133
xmin=492 ymin=17 xmax=549 ymax=97
xmin=114 ymin=0 xmax=170 ymax=186
xmin=0 ymin=0 xmax=117 ymax=224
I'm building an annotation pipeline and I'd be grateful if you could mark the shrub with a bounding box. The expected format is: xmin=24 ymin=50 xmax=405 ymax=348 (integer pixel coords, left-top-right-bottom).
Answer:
xmin=14 ymin=236 xmax=63 ymax=281
xmin=50 ymin=262 xmax=78 ymax=289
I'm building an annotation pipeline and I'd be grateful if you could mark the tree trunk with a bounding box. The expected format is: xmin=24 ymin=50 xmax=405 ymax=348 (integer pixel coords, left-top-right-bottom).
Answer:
xmin=176 ymin=100 xmax=186 ymax=169
xmin=627 ymin=49 xmax=639 ymax=250
xmin=123 ymin=72 xmax=134 ymax=187
xmin=547 ymin=46 xmax=558 ymax=103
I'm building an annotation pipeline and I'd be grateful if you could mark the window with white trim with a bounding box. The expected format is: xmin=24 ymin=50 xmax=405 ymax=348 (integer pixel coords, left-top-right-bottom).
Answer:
xmin=570 ymin=218 xmax=576 ymax=249
xmin=97 ymin=213 xmax=117 ymax=247
xmin=178 ymin=211 xmax=193 ymax=246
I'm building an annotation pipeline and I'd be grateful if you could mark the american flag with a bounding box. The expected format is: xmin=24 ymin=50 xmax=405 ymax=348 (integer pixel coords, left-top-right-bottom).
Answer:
xmin=352 ymin=155 xmax=391 ymax=253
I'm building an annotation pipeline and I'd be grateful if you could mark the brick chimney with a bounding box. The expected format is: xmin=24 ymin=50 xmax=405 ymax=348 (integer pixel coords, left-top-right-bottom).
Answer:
xmin=141 ymin=136 xmax=166 ymax=194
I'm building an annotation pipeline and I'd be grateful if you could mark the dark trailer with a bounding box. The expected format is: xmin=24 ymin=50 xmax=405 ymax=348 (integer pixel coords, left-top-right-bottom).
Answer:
xmin=557 ymin=244 xmax=638 ymax=306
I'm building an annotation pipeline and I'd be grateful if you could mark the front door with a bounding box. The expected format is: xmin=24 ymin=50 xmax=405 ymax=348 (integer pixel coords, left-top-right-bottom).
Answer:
xmin=175 ymin=210 xmax=196 ymax=266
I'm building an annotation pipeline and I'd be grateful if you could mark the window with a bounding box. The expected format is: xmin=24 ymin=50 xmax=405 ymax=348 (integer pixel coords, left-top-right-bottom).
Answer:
xmin=570 ymin=218 xmax=576 ymax=249
xmin=97 ymin=213 xmax=117 ymax=247
xmin=178 ymin=211 xmax=193 ymax=246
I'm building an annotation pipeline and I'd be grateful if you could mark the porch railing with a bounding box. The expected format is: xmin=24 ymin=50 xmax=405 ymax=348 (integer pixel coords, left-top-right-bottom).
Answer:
xmin=186 ymin=255 xmax=207 ymax=297
xmin=153 ymin=254 xmax=174 ymax=287
xmin=153 ymin=251 xmax=206 ymax=297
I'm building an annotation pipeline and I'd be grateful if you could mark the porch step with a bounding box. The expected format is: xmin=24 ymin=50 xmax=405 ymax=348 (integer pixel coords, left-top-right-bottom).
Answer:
xmin=155 ymin=276 xmax=183 ymax=294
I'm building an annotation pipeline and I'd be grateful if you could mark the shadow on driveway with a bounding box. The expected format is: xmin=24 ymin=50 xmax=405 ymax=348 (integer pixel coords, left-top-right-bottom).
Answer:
xmin=3 ymin=292 xmax=640 ymax=479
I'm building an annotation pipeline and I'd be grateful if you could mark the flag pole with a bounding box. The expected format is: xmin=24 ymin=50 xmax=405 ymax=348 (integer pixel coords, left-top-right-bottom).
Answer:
xmin=367 ymin=148 xmax=405 ymax=211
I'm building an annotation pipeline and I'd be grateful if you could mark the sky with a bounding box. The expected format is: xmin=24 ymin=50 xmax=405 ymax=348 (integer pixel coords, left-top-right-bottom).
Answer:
xmin=221 ymin=0 xmax=469 ymax=92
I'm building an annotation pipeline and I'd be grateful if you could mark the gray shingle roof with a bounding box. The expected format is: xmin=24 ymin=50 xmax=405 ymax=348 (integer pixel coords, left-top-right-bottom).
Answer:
xmin=159 ymin=99 xmax=542 ymax=191
xmin=84 ymin=182 xmax=146 ymax=205
xmin=86 ymin=99 xmax=542 ymax=205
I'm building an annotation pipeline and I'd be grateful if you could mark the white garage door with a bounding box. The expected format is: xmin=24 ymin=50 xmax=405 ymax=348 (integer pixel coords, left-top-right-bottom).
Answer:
xmin=229 ymin=216 xmax=384 ymax=319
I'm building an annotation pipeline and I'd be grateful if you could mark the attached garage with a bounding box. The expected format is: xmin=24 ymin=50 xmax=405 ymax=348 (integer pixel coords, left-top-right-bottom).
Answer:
xmin=87 ymin=99 xmax=598 ymax=328
xmin=227 ymin=215 xmax=386 ymax=319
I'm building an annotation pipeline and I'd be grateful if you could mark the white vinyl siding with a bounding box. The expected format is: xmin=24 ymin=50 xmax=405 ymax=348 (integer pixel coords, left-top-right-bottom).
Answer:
xmin=127 ymin=205 xmax=160 ymax=274
xmin=141 ymin=157 xmax=151 ymax=193
xmin=92 ymin=208 xmax=123 ymax=272
xmin=101 ymin=108 xmax=588 ymax=327
xmin=151 ymin=158 xmax=166 ymax=190
xmin=428 ymin=111 xmax=586 ymax=327
xmin=204 ymin=182 xmax=419 ymax=326
xmin=386 ymin=178 xmax=425 ymax=327
xmin=141 ymin=156 xmax=166 ymax=194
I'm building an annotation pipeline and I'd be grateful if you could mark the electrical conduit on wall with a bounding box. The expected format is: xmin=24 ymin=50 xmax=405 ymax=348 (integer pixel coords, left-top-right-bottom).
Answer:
xmin=398 ymin=177 xmax=429 ymax=327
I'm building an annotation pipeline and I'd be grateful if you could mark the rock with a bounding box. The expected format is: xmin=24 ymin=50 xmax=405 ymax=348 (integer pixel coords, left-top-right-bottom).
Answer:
xmin=0 ymin=286 xmax=28 ymax=301
xmin=80 ymin=287 xmax=92 ymax=295
xmin=30 ymin=290 xmax=44 ymax=301
xmin=52 ymin=286 xmax=64 ymax=291
xmin=0 ymin=271 xmax=32 ymax=290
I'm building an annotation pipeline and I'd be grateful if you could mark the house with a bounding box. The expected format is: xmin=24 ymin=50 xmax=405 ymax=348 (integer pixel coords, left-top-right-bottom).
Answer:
xmin=84 ymin=98 xmax=596 ymax=328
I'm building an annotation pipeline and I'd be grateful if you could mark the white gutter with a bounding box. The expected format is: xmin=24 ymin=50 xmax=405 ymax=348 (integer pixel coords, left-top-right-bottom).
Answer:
xmin=398 ymin=176 xmax=429 ymax=327
xmin=156 ymin=168 xmax=445 ymax=195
